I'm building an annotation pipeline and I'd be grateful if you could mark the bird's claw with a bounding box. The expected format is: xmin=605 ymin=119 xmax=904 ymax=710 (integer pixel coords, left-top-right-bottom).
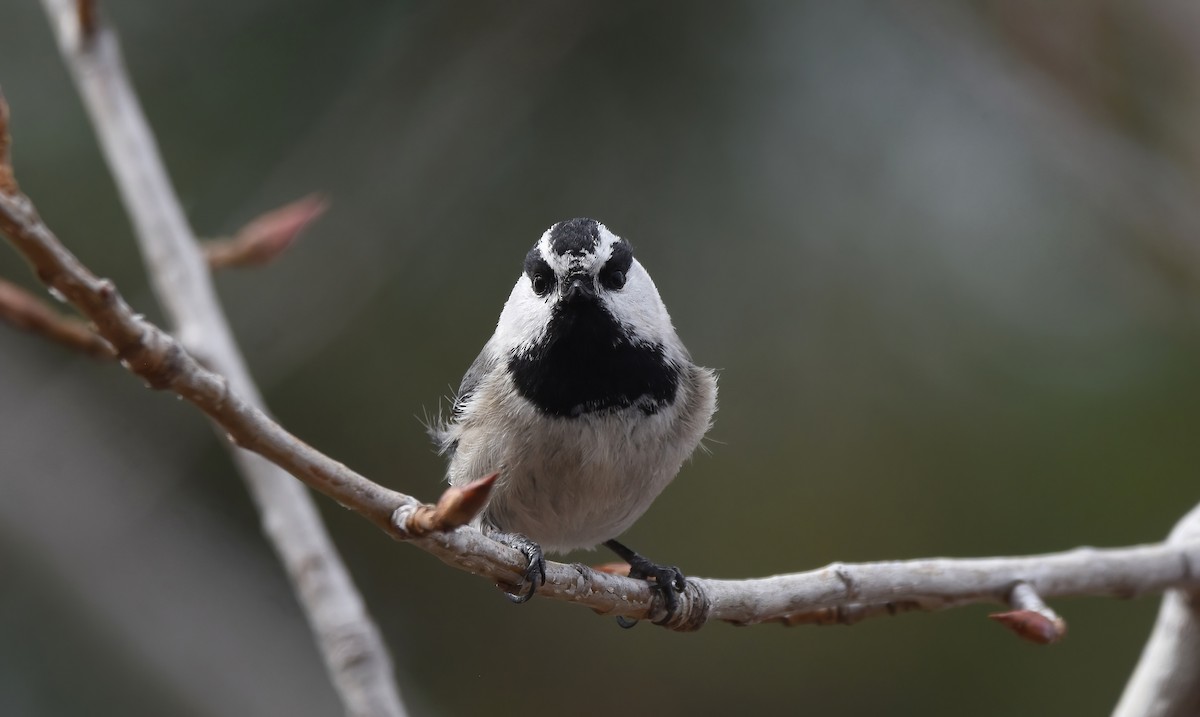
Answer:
xmin=628 ymin=559 xmax=687 ymax=619
xmin=492 ymin=532 xmax=546 ymax=603
xmin=603 ymin=539 xmax=687 ymax=625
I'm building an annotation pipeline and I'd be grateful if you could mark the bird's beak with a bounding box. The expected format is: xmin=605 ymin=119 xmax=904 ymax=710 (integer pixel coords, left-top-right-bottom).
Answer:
xmin=563 ymin=273 xmax=596 ymax=302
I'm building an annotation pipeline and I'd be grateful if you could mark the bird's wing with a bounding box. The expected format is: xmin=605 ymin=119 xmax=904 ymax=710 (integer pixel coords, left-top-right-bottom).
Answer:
xmin=429 ymin=343 xmax=501 ymax=457
xmin=452 ymin=342 xmax=500 ymax=420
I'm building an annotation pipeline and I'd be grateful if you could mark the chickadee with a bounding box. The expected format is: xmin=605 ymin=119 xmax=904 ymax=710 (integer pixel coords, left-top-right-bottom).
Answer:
xmin=431 ymin=218 xmax=717 ymax=616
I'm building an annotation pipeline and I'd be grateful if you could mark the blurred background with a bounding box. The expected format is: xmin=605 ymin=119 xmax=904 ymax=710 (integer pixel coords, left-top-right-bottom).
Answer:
xmin=3 ymin=0 xmax=1200 ymax=714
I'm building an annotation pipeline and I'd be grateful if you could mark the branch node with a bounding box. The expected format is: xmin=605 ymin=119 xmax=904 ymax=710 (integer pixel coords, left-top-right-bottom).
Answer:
xmin=832 ymin=563 xmax=859 ymax=599
xmin=654 ymin=581 xmax=710 ymax=632
xmin=95 ymin=277 xmax=116 ymax=301
xmin=116 ymin=335 xmax=184 ymax=390
xmin=214 ymin=374 xmax=232 ymax=412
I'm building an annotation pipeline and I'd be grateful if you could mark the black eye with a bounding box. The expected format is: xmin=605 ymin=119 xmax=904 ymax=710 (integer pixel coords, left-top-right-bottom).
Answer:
xmin=531 ymin=272 xmax=553 ymax=296
xmin=602 ymin=270 xmax=626 ymax=291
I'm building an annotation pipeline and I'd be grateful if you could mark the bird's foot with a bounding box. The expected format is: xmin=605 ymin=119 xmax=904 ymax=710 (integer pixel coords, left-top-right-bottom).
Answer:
xmin=604 ymin=539 xmax=687 ymax=626
xmin=489 ymin=531 xmax=547 ymax=603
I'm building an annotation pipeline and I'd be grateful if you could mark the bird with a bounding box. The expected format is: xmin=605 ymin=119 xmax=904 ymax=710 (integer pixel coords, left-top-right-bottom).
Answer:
xmin=430 ymin=217 xmax=717 ymax=618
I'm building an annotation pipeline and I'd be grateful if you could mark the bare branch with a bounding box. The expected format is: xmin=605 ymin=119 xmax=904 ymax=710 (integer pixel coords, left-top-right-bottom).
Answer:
xmin=0 ymin=196 xmax=320 ymax=358
xmin=0 ymin=173 xmax=412 ymax=527
xmin=3 ymin=120 xmax=1200 ymax=633
xmin=687 ymin=544 xmax=1195 ymax=631
xmin=30 ymin=3 xmax=407 ymax=713
xmin=1115 ymin=503 xmax=1200 ymax=717
xmin=888 ymin=1 xmax=1200 ymax=703
xmin=772 ymin=600 xmax=926 ymax=627
xmin=3 ymin=11 xmax=1199 ymax=704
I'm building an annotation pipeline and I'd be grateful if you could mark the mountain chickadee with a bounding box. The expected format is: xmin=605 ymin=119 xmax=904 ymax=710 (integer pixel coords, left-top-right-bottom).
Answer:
xmin=431 ymin=218 xmax=717 ymax=616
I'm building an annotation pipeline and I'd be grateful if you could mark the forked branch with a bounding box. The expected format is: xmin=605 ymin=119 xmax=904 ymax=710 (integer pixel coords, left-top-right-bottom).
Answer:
xmin=31 ymin=1 xmax=403 ymax=713
xmin=3 ymin=91 xmax=1200 ymax=635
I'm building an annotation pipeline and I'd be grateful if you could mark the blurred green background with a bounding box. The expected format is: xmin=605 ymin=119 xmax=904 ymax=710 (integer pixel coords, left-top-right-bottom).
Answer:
xmin=3 ymin=1 xmax=1200 ymax=715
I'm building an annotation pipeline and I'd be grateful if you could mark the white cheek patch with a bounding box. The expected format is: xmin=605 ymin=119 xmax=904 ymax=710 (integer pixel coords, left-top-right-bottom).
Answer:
xmin=494 ymin=275 xmax=556 ymax=351
xmin=605 ymin=260 xmax=680 ymax=347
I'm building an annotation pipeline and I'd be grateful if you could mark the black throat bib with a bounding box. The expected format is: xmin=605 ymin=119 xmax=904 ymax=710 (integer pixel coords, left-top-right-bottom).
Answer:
xmin=508 ymin=297 xmax=679 ymax=417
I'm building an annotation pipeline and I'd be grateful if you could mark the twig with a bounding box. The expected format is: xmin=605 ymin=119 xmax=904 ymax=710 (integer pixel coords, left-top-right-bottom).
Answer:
xmin=0 ymin=277 xmax=114 ymax=358
xmin=4 ymin=131 xmax=1200 ymax=632
xmin=0 ymin=191 xmax=316 ymax=359
xmin=1114 ymin=503 xmax=1200 ymax=717
xmin=0 ymin=161 xmax=409 ymax=526
xmin=204 ymin=193 xmax=328 ymax=269
xmin=32 ymin=3 xmax=407 ymax=714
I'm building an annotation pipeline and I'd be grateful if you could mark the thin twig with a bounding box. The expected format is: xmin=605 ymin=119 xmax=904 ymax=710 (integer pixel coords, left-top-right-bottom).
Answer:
xmin=0 ymin=277 xmax=114 ymax=358
xmin=0 ymin=191 xmax=317 ymax=358
xmin=32 ymin=3 xmax=408 ymax=714
xmin=0 ymin=192 xmax=322 ymax=359
xmin=204 ymin=193 xmax=328 ymax=269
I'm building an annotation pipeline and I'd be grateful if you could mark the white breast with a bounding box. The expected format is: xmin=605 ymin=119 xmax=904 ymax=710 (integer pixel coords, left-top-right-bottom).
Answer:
xmin=446 ymin=364 xmax=716 ymax=553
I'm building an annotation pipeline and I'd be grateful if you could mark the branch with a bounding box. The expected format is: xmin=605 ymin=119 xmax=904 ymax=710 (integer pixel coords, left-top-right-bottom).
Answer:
xmin=0 ymin=277 xmax=114 ymax=358
xmin=1114 ymin=503 xmax=1200 ymax=717
xmin=4 ymin=97 xmax=1200 ymax=637
xmin=0 ymin=195 xmax=321 ymax=354
xmin=32 ymin=2 xmax=406 ymax=714
xmin=889 ymin=3 xmax=1200 ymax=707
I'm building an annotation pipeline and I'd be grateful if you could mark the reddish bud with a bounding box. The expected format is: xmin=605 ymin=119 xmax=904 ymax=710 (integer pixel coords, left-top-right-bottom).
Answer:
xmin=206 ymin=194 xmax=328 ymax=269
xmin=436 ymin=472 xmax=498 ymax=530
xmin=989 ymin=609 xmax=1067 ymax=645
